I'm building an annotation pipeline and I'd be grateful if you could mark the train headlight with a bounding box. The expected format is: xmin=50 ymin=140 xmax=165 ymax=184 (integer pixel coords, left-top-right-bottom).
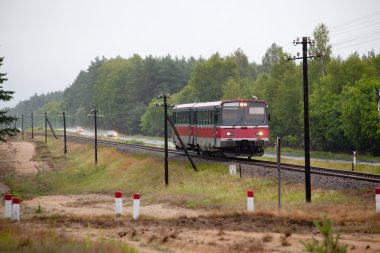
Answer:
xmin=256 ymin=131 xmax=263 ymax=136
xmin=226 ymin=132 xmax=234 ymax=136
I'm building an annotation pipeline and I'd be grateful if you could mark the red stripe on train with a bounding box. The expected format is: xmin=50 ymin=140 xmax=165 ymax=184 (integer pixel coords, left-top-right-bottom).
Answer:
xmin=175 ymin=126 xmax=269 ymax=139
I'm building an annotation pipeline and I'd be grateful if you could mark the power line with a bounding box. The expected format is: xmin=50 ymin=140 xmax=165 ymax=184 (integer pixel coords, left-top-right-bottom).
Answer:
xmin=334 ymin=36 xmax=380 ymax=52
xmin=330 ymin=10 xmax=380 ymax=31
xmin=332 ymin=20 xmax=380 ymax=36
xmin=332 ymin=29 xmax=380 ymax=47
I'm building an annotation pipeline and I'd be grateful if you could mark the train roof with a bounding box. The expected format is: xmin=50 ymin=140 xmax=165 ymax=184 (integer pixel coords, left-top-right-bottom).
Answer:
xmin=174 ymin=99 xmax=267 ymax=110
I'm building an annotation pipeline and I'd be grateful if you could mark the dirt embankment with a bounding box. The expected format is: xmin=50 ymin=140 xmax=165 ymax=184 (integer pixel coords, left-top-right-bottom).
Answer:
xmin=0 ymin=141 xmax=41 ymax=194
xmin=1 ymin=141 xmax=380 ymax=253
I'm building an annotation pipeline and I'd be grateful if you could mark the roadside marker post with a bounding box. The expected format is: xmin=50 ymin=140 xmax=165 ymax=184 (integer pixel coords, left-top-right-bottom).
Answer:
xmin=133 ymin=193 xmax=140 ymax=220
xmin=229 ymin=165 xmax=237 ymax=175
xmin=247 ymin=189 xmax=254 ymax=213
xmin=115 ymin=191 xmax=123 ymax=216
xmin=3 ymin=193 xmax=12 ymax=218
xmin=376 ymin=188 xmax=380 ymax=213
xmin=11 ymin=197 xmax=20 ymax=221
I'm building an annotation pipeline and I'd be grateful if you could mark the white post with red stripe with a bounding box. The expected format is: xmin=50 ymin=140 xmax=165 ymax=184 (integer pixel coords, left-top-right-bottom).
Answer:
xmin=376 ymin=187 xmax=380 ymax=213
xmin=3 ymin=193 xmax=12 ymax=218
xmin=11 ymin=197 xmax=20 ymax=221
xmin=115 ymin=191 xmax=123 ymax=216
xmin=133 ymin=193 xmax=140 ymax=220
xmin=247 ymin=189 xmax=254 ymax=213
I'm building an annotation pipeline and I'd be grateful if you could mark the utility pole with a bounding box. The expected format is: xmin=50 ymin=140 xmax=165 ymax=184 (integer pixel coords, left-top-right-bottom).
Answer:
xmin=31 ymin=112 xmax=34 ymax=139
xmin=60 ymin=111 xmax=68 ymax=154
xmin=276 ymin=137 xmax=281 ymax=209
xmin=21 ymin=114 xmax=24 ymax=140
xmin=157 ymin=94 xmax=198 ymax=185
xmin=376 ymin=87 xmax=380 ymax=117
xmin=88 ymin=109 xmax=102 ymax=163
xmin=44 ymin=112 xmax=47 ymax=143
xmin=288 ymin=37 xmax=320 ymax=203
xmin=158 ymin=94 xmax=169 ymax=185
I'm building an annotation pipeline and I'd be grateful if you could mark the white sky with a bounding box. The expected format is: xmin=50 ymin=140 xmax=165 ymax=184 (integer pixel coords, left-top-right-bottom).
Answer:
xmin=1 ymin=0 xmax=380 ymax=108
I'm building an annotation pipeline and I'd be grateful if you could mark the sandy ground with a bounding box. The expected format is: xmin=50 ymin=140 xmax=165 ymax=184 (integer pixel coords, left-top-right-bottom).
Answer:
xmin=1 ymin=140 xmax=380 ymax=253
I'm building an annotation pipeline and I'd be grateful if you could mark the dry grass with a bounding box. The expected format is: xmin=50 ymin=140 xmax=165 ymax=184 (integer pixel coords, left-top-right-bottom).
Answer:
xmin=5 ymin=136 xmax=380 ymax=229
xmin=0 ymin=219 xmax=136 ymax=253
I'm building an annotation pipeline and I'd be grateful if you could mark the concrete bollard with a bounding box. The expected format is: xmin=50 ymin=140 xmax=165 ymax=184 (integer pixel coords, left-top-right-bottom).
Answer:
xmin=11 ymin=197 xmax=20 ymax=221
xmin=3 ymin=193 xmax=12 ymax=218
xmin=115 ymin=191 xmax=123 ymax=216
xmin=247 ymin=189 xmax=254 ymax=213
xmin=376 ymin=187 xmax=380 ymax=213
xmin=133 ymin=193 xmax=140 ymax=220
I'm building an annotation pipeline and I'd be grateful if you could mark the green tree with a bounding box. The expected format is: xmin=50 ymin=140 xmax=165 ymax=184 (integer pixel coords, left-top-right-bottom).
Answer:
xmin=140 ymin=100 xmax=165 ymax=136
xmin=340 ymin=77 xmax=380 ymax=155
xmin=261 ymin=43 xmax=283 ymax=73
xmin=310 ymin=23 xmax=332 ymax=77
xmin=0 ymin=57 xmax=18 ymax=141
xmin=309 ymin=85 xmax=350 ymax=152
xmin=190 ymin=53 xmax=238 ymax=102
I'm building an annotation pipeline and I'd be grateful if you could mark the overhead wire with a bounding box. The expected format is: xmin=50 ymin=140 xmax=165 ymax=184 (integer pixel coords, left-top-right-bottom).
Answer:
xmin=329 ymin=10 xmax=380 ymax=53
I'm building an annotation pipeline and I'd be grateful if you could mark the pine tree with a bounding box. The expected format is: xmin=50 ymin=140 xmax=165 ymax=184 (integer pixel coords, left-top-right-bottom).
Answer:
xmin=0 ymin=57 xmax=18 ymax=142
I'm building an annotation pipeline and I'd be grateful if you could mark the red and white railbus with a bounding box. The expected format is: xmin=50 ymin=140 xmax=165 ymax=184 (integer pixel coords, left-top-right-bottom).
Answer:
xmin=172 ymin=99 xmax=270 ymax=157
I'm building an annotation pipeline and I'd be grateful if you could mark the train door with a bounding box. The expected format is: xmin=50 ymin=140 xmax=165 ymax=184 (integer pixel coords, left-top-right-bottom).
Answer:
xmin=187 ymin=109 xmax=191 ymax=145
xmin=194 ymin=109 xmax=198 ymax=146
xmin=213 ymin=106 xmax=217 ymax=146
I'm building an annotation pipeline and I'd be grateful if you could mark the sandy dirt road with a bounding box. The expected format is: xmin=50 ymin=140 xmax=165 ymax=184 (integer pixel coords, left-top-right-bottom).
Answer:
xmin=1 ymin=140 xmax=379 ymax=253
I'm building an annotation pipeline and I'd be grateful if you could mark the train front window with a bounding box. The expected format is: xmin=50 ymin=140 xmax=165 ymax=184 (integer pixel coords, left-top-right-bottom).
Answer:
xmin=222 ymin=102 xmax=241 ymax=125
xmin=245 ymin=104 xmax=266 ymax=126
xmin=222 ymin=102 xmax=266 ymax=126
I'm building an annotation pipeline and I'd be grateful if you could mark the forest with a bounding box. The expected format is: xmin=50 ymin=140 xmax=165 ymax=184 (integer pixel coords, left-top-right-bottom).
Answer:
xmin=6 ymin=24 xmax=380 ymax=155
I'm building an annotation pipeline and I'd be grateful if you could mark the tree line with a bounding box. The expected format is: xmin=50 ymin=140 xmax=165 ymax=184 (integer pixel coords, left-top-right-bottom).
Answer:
xmin=5 ymin=24 xmax=380 ymax=155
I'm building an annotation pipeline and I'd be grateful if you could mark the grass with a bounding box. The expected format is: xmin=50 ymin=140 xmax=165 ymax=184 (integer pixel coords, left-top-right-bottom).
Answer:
xmin=256 ymin=155 xmax=380 ymax=174
xmin=4 ymin=137 xmax=380 ymax=226
xmin=265 ymin=146 xmax=380 ymax=163
xmin=0 ymin=219 xmax=137 ymax=253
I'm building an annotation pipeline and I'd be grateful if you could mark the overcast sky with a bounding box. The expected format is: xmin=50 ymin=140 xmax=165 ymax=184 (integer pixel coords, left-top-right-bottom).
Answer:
xmin=1 ymin=0 xmax=380 ymax=108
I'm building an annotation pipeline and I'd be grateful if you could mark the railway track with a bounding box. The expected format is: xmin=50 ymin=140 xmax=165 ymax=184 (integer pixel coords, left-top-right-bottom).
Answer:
xmin=30 ymin=132 xmax=380 ymax=184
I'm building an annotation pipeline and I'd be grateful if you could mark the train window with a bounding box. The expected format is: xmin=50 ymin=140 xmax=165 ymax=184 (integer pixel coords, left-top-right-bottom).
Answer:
xmin=215 ymin=110 xmax=219 ymax=124
xmin=222 ymin=103 xmax=240 ymax=126
xmin=249 ymin=107 xmax=264 ymax=115
xmin=246 ymin=104 xmax=266 ymax=126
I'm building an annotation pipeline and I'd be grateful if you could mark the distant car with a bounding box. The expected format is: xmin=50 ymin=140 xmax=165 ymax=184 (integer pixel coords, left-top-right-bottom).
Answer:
xmin=106 ymin=130 xmax=118 ymax=138
xmin=76 ymin=127 xmax=84 ymax=134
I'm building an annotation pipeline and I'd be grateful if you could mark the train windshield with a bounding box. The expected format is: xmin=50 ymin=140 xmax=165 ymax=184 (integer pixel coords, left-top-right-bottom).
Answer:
xmin=222 ymin=102 xmax=266 ymax=126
